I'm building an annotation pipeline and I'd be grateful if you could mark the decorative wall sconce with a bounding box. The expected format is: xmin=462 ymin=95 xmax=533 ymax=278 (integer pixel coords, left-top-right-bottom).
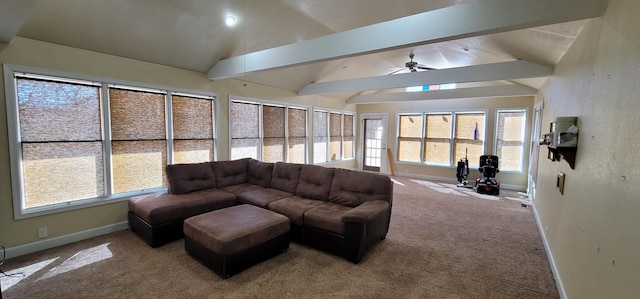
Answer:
xmin=540 ymin=117 xmax=578 ymax=169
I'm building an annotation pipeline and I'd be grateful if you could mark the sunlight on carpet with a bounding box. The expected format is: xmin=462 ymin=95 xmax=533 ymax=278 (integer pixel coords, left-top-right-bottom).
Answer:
xmin=1 ymin=243 xmax=112 ymax=292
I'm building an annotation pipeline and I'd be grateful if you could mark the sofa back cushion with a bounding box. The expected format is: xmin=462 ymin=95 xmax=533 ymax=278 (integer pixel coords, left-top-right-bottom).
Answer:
xmin=211 ymin=158 xmax=250 ymax=188
xmin=247 ymin=159 xmax=274 ymax=188
xmin=329 ymin=168 xmax=393 ymax=207
xmin=270 ymin=162 xmax=302 ymax=193
xmin=296 ymin=164 xmax=334 ymax=201
xmin=166 ymin=162 xmax=217 ymax=195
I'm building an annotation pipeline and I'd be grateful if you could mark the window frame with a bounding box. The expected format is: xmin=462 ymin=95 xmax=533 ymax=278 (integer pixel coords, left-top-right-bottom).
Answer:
xmin=229 ymin=96 xmax=310 ymax=164
xmin=4 ymin=64 xmax=217 ymax=219
xmin=395 ymin=110 xmax=487 ymax=167
xmin=494 ymin=108 xmax=528 ymax=173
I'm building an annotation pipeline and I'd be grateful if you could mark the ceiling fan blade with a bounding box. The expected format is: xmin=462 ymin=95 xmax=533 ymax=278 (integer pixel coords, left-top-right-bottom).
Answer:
xmin=415 ymin=65 xmax=436 ymax=70
xmin=388 ymin=68 xmax=406 ymax=75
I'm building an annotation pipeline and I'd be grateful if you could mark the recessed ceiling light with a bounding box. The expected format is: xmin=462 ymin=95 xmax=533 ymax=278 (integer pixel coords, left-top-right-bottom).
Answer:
xmin=225 ymin=15 xmax=237 ymax=27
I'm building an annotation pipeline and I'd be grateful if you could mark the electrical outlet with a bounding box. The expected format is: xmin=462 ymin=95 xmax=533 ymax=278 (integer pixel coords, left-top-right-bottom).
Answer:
xmin=38 ymin=227 xmax=48 ymax=238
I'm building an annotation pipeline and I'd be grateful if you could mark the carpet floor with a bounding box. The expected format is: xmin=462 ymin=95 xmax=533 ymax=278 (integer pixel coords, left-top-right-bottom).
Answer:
xmin=0 ymin=176 xmax=558 ymax=298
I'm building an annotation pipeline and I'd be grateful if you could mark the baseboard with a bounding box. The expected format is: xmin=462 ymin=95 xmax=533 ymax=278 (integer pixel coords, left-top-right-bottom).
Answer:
xmin=531 ymin=203 xmax=567 ymax=299
xmin=4 ymin=221 xmax=129 ymax=260
xmin=394 ymin=172 xmax=527 ymax=192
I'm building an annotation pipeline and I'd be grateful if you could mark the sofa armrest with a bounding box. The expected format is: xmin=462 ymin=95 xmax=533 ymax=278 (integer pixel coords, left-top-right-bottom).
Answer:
xmin=341 ymin=200 xmax=389 ymax=223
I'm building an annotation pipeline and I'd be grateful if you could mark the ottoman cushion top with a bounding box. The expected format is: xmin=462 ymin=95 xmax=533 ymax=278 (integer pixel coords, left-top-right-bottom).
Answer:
xmin=184 ymin=204 xmax=290 ymax=255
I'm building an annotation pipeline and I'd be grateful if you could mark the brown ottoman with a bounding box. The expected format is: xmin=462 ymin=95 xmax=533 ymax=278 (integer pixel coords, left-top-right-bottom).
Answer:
xmin=184 ymin=204 xmax=290 ymax=278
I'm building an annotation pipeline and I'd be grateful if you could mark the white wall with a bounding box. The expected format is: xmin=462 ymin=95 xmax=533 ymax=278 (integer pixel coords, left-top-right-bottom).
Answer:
xmin=534 ymin=0 xmax=640 ymax=297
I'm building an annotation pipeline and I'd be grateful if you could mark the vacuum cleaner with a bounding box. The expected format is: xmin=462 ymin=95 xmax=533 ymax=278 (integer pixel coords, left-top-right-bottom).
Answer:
xmin=456 ymin=149 xmax=473 ymax=188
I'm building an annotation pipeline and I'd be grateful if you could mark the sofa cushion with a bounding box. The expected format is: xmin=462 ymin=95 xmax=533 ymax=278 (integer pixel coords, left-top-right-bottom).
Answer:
xmin=128 ymin=189 xmax=237 ymax=225
xmin=329 ymin=168 xmax=393 ymax=207
xmin=296 ymin=164 xmax=334 ymax=201
xmin=211 ymin=158 xmax=250 ymax=188
xmin=304 ymin=202 xmax=352 ymax=235
xmin=247 ymin=159 xmax=274 ymax=188
xmin=237 ymin=188 xmax=294 ymax=208
xmin=270 ymin=162 xmax=302 ymax=194
xmin=166 ymin=162 xmax=217 ymax=195
xmin=268 ymin=196 xmax=324 ymax=226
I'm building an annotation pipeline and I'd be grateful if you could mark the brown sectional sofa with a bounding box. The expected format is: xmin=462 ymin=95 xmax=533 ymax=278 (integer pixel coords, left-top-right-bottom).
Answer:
xmin=128 ymin=158 xmax=393 ymax=263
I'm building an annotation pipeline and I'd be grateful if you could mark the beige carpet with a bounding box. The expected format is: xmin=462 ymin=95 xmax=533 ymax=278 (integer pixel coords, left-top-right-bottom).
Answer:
xmin=0 ymin=177 xmax=558 ymax=299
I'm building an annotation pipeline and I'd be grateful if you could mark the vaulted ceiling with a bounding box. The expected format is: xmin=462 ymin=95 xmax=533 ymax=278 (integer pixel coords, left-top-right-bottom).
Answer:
xmin=1 ymin=0 xmax=608 ymax=102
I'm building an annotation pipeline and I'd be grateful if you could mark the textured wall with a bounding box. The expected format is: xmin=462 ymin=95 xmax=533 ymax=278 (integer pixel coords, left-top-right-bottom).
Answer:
xmin=534 ymin=0 xmax=640 ymax=297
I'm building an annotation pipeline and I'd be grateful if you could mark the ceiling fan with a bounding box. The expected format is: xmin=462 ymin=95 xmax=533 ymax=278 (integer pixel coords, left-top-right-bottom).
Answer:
xmin=390 ymin=53 xmax=436 ymax=74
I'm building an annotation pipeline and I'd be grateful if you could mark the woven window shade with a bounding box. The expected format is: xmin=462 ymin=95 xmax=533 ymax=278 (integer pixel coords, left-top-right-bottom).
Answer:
xmin=110 ymin=88 xmax=167 ymax=193
xmin=112 ymin=140 xmax=167 ymax=193
xmin=231 ymin=102 xmax=259 ymax=138
xmin=288 ymin=108 xmax=307 ymax=163
xmin=16 ymin=78 xmax=104 ymax=208
xmin=110 ymin=88 xmax=166 ymax=140
xmin=329 ymin=113 xmax=341 ymax=137
xmin=263 ymin=106 xmax=285 ymax=138
xmin=343 ymin=114 xmax=354 ymax=158
xmin=172 ymin=95 xmax=214 ymax=164
xmin=18 ymin=78 xmax=101 ymax=142
xmin=22 ymin=142 xmax=105 ymax=208
xmin=424 ymin=114 xmax=452 ymax=164
xmin=230 ymin=101 xmax=260 ymax=159
xmin=172 ymin=95 xmax=213 ymax=139
xmin=398 ymin=115 xmax=422 ymax=162
xmin=329 ymin=113 xmax=342 ymax=160
xmin=454 ymin=113 xmax=484 ymax=167
xmin=288 ymin=137 xmax=306 ymax=163
xmin=263 ymin=106 xmax=285 ymax=162
xmin=174 ymin=139 xmax=214 ymax=164
xmin=288 ymin=108 xmax=306 ymax=137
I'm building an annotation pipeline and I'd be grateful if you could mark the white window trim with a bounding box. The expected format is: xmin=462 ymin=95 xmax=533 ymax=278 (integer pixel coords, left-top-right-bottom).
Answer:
xmin=4 ymin=64 xmax=216 ymax=219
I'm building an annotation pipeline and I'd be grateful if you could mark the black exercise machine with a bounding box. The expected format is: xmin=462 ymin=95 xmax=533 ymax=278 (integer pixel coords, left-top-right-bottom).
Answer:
xmin=475 ymin=155 xmax=500 ymax=195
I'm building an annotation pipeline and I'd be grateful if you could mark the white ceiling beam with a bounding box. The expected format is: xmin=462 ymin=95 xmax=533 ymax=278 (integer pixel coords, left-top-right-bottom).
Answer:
xmin=207 ymin=0 xmax=607 ymax=80
xmin=346 ymin=85 xmax=538 ymax=105
xmin=299 ymin=60 xmax=553 ymax=95
xmin=0 ymin=0 xmax=38 ymax=43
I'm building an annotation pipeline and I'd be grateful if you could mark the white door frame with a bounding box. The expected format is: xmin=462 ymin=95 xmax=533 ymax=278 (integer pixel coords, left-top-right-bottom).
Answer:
xmin=359 ymin=113 xmax=388 ymax=173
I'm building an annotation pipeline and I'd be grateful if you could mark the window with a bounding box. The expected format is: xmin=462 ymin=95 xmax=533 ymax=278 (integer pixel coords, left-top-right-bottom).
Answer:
xmin=263 ymin=105 xmax=286 ymax=162
xmin=172 ymin=94 xmax=215 ymax=164
xmin=343 ymin=114 xmax=354 ymax=159
xmin=398 ymin=114 xmax=422 ymax=163
xmin=424 ymin=113 xmax=452 ymax=165
xmin=109 ymin=88 xmax=167 ymax=193
xmin=16 ymin=77 xmax=104 ymax=209
xmin=313 ymin=110 xmax=355 ymax=163
xmin=495 ymin=109 xmax=527 ymax=172
xmin=454 ymin=112 xmax=485 ymax=167
xmin=288 ymin=108 xmax=307 ymax=163
xmin=313 ymin=111 xmax=328 ymax=163
xmin=397 ymin=111 xmax=486 ymax=166
xmin=6 ymin=68 xmax=216 ymax=218
xmin=230 ymin=101 xmax=260 ymax=160
xmin=230 ymin=99 xmax=308 ymax=163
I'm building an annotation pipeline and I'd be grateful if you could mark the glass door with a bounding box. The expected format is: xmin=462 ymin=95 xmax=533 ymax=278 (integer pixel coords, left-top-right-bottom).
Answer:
xmin=362 ymin=117 xmax=384 ymax=172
